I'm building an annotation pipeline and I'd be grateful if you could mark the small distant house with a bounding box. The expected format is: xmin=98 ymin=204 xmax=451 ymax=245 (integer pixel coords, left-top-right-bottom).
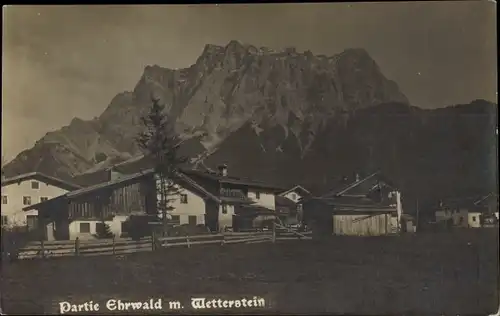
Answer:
xmin=181 ymin=165 xmax=286 ymax=231
xmin=302 ymin=172 xmax=403 ymax=236
xmin=1 ymin=172 xmax=81 ymax=230
xmin=278 ymin=185 xmax=311 ymax=204
xmin=434 ymin=194 xmax=497 ymax=228
xmin=24 ymin=165 xmax=285 ymax=240
xmin=401 ymin=214 xmax=417 ymax=233
xmin=275 ymin=185 xmax=312 ymax=227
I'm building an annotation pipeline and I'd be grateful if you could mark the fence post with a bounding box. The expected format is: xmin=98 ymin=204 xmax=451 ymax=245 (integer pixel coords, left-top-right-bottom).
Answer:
xmin=187 ymin=235 xmax=191 ymax=248
xmin=75 ymin=237 xmax=80 ymax=256
xmin=40 ymin=239 xmax=45 ymax=259
xmin=151 ymin=230 xmax=156 ymax=251
xmin=112 ymin=236 xmax=116 ymax=255
xmin=272 ymin=218 xmax=276 ymax=243
xmin=221 ymin=233 xmax=225 ymax=246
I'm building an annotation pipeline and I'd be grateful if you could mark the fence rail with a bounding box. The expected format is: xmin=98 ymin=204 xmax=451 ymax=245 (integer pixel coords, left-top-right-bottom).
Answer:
xmin=13 ymin=230 xmax=313 ymax=260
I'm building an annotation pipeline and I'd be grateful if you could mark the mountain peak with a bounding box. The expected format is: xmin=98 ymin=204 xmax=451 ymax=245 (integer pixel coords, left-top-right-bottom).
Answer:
xmin=4 ymin=40 xmax=412 ymax=180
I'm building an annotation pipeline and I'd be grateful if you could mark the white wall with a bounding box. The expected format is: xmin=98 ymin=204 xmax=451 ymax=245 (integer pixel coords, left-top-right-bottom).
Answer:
xmin=467 ymin=212 xmax=482 ymax=228
xmin=68 ymin=215 xmax=129 ymax=240
xmin=218 ymin=204 xmax=235 ymax=230
xmin=282 ymin=191 xmax=303 ymax=203
xmin=156 ymin=178 xmax=206 ymax=226
xmin=452 ymin=210 xmax=469 ymax=227
xmin=1 ymin=178 xmax=69 ymax=227
xmin=435 ymin=209 xmax=453 ymax=222
xmin=247 ymin=189 xmax=276 ymax=211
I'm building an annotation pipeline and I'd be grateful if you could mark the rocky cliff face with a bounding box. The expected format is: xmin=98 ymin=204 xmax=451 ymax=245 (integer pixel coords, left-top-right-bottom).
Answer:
xmin=203 ymin=99 xmax=497 ymax=208
xmin=2 ymin=40 xmax=408 ymax=179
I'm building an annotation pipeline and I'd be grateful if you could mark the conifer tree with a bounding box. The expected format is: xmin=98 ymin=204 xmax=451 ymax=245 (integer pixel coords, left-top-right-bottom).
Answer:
xmin=137 ymin=97 xmax=186 ymax=234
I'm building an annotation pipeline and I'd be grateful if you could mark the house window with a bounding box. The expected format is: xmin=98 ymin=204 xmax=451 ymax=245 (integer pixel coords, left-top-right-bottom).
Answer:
xmin=1 ymin=195 xmax=7 ymax=204
xmin=291 ymin=193 xmax=296 ymax=200
xmin=297 ymin=204 xmax=303 ymax=212
xmin=180 ymin=194 xmax=188 ymax=204
xmin=222 ymin=204 xmax=228 ymax=214
xmin=40 ymin=197 xmax=49 ymax=202
xmin=121 ymin=221 xmax=130 ymax=235
xmin=79 ymin=222 xmax=91 ymax=233
xmin=96 ymin=222 xmax=105 ymax=233
xmin=188 ymin=215 xmax=197 ymax=226
xmin=255 ymin=192 xmax=260 ymax=199
xmin=1 ymin=216 xmax=8 ymax=226
xmin=171 ymin=215 xmax=180 ymax=225
xmin=23 ymin=196 xmax=32 ymax=205
xmin=31 ymin=181 xmax=39 ymax=189
xmin=472 ymin=216 xmax=477 ymax=222
xmin=26 ymin=215 xmax=38 ymax=231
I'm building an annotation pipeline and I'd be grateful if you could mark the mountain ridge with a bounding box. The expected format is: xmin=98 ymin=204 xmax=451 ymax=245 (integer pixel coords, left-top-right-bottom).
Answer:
xmin=3 ymin=40 xmax=409 ymax=179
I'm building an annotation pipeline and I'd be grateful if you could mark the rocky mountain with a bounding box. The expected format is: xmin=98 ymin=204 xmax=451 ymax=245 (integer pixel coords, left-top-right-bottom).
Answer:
xmin=203 ymin=99 xmax=497 ymax=209
xmin=2 ymin=41 xmax=497 ymax=210
xmin=2 ymin=40 xmax=408 ymax=180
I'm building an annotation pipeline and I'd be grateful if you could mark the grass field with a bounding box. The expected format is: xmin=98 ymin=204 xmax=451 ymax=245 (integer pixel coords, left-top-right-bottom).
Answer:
xmin=1 ymin=229 xmax=499 ymax=315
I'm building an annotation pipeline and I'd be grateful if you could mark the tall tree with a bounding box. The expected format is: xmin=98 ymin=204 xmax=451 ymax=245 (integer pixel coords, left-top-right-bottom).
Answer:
xmin=137 ymin=97 xmax=186 ymax=234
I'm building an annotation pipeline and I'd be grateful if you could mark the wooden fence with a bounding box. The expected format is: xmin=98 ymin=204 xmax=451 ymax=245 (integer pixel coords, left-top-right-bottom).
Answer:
xmin=16 ymin=230 xmax=312 ymax=260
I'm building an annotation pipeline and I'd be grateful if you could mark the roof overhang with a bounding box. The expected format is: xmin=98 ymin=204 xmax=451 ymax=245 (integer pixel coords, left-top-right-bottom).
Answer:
xmin=278 ymin=185 xmax=311 ymax=197
xmin=23 ymin=194 xmax=68 ymax=212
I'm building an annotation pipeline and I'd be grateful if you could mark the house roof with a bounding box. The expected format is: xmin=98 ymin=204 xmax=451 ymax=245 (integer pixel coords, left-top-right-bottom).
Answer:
xmin=473 ymin=193 xmax=499 ymax=207
xmin=275 ymin=195 xmax=297 ymax=208
xmin=219 ymin=188 xmax=254 ymax=204
xmin=318 ymin=195 xmax=396 ymax=207
xmin=438 ymin=193 xmax=498 ymax=210
xmin=180 ymin=168 xmax=286 ymax=191
xmin=305 ymin=197 xmax=397 ymax=213
xmin=299 ymin=172 xmax=397 ymax=204
xmin=23 ymin=168 xmax=264 ymax=212
xmin=320 ymin=171 xmax=398 ymax=198
xmin=236 ymin=204 xmax=276 ymax=216
xmin=1 ymin=172 xmax=81 ymax=191
xmin=278 ymin=185 xmax=311 ymax=197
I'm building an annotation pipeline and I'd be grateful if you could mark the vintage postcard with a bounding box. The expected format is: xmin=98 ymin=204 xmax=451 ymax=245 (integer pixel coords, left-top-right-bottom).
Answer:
xmin=1 ymin=3 xmax=498 ymax=315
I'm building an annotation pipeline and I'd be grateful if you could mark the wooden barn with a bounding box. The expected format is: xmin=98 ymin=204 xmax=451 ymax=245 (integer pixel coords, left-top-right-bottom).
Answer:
xmin=22 ymin=169 xmax=219 ymax=240
xmin=23 ymin=164 xmax=287 ymax=240
xmin=302 ymin=172 xmax=402 ymax=236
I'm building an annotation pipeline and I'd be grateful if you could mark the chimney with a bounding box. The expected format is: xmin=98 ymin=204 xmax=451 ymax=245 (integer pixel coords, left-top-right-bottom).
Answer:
xmin=108 ymin=166 xmax=123 ymax=182
xmin=217 ymin=164 xmax=228 ymax=177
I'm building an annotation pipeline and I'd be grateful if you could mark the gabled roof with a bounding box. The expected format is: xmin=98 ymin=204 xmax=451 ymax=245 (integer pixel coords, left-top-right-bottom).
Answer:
xmin=278 ymin=185 xmax=311 ymax=197
xmin=1 ymin=172 xmax=81 ymax=191
xmin=300 ymin=172 xmax=399 ymax=214
xmin=275 ymin=195 xmax=297 ymax=208
xmin=180 ymin=168 xmax=286 ymax=191
xmin=438 ymin=193 xmax=498 ymax=210
xmin=320 ymin=172 xmax=397 ymax=198
xmin=473 ymin=193 xmax=499 ymax=207
xmin=219 ymin=188 xmax=254 ymax=204
xmin=303 ymin=197 xmax=397 ymax=213
xmin=23 ymin=168 xmax=259 ymax=212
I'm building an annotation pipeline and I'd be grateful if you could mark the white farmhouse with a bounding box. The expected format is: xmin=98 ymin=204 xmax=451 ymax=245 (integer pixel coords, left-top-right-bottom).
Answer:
xmin=1 ymin=172 xmax=80 ymax=229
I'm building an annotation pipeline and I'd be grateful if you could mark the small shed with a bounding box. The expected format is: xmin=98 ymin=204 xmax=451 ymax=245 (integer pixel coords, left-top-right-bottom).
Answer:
xmin=302 ymin=172 xmax=401 ymax=237
xmin=303 ymin=197 xmax=397 ymax=236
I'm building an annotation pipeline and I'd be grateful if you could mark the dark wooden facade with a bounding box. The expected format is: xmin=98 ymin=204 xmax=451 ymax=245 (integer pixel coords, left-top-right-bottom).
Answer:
xmin=37 ymin=174 xmax=157 ymax=240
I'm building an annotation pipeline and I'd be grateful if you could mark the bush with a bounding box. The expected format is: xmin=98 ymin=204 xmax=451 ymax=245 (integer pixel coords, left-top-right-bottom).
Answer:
xmin=1 ymin=226 xmax=39 ymax=262
xmin=167 ymin=224 xmax=211 ymax=237
xmin=127 ymin=215 xmax=156 ymax=241
xmin=95 ymin=222 xmax=114 ymax=239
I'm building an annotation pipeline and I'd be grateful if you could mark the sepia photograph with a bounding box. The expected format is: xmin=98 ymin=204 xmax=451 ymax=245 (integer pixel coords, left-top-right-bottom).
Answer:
xmin=1 ymin=3 xmax=498 ymax=315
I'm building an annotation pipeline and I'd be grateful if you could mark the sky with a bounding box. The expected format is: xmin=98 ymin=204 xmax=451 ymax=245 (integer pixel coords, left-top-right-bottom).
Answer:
xmin=2 ymin=3 xmax=497 ymax=162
